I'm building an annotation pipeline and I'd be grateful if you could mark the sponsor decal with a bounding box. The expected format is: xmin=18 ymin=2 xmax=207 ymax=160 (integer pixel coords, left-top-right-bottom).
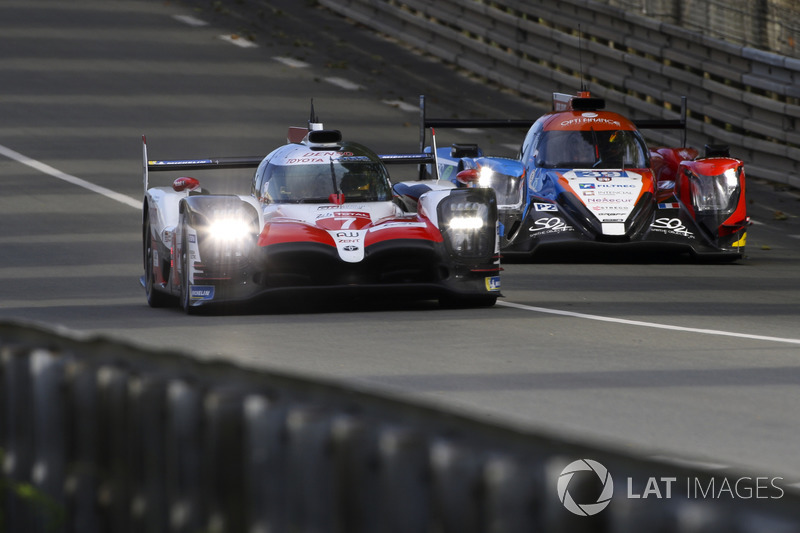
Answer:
xmin=530 ymin=217 xmax=572 ymax=234
xmin=149 ymin=159 xmax=213 ymax=166
xmin=282 ymin=151 xmax=354 ymax=165
xmin=560 ymin=117 xmax=621 ymax=128
xmin=188 ymin=234 xmax=196 ymax=243
xmin=486 ymin=276 xmax=501 ymax=292
xmin=189 ymin=285 xmax=215 ymax=301
xmin=579 ymin=183 xmax=595 ymax=190
xmin=651 ymin=217 xmax=693 ymax=238
xmin=573 ymin=171 xmax=631 ymax=179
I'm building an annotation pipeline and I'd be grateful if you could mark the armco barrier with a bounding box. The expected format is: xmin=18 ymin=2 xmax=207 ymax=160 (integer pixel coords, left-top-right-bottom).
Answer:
xmin=2 ymin=321 xmax=800 ymax=532
xmin=319 ymin=0 xmax=800 ymax=189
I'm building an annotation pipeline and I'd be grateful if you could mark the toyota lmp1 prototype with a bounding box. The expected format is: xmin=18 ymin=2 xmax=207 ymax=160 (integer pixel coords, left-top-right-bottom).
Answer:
xmin=141 ymin=115 xmax=501 ymax=313
xmin=421 ymin=92 xmax=749 ymax=260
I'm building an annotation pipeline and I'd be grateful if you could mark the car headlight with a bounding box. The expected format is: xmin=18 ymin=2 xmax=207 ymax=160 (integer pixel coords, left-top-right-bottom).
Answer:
xmin=687 ymin=166 xmax=741 ymax=214
xmin=478 ymin=166 xmax=494 ymax=187
xmin=207 ymin=217 xmax=255 ymax=243
xmin=438 ymin=190 xmax=497 ymax=259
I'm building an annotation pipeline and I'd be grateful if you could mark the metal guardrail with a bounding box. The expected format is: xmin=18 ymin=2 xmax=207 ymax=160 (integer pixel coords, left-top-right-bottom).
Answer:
xmin=320 ymin=0 xmax=800 ymax=189
xmin=2 ymin=321 xmax=800 ymax=532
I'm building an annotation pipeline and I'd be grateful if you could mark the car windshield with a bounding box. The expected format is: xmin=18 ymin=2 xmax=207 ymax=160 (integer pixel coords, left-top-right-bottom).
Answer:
xmin=535 ymin=129 xmax=648 ymax=169
xmin=259 ymin=154 xmax=393 ymax=204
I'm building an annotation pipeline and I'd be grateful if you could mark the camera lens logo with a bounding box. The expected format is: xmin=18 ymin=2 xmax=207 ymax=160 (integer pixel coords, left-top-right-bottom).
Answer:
xmin=557 ymin=459 xmax=614 ymax=516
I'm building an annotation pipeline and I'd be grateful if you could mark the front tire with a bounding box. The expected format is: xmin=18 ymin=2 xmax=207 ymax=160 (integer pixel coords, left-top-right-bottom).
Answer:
xmin=144 ymin=217 xmax=172 ymax=308
xmin=178 ymin=215 xmax=199 ymax=315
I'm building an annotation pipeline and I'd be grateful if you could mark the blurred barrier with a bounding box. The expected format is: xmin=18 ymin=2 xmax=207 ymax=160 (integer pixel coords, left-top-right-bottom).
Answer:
xmin=2 ymin=321 xmax=800 ymax=532
xmin=319 ymin=0 xmax=800 ymax=189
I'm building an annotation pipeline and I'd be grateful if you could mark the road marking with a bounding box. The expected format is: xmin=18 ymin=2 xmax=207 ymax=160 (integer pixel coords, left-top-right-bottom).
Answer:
xmin=383 ymin=99 xmax=418 ymax=113
xmin=172 ymin=14 xmax=209 ymax=27
xmin=219 ymin=34 xmax=258 ymax=48
xmin=497 ymin=300 xmax=800 ymax=345
xmin=0 ymin=143 xmax=141 ymax=209
xmin=323 ymin=77 xmax=363 ymax=91
xmin=274 ymin=56 xmax=310 ymax=68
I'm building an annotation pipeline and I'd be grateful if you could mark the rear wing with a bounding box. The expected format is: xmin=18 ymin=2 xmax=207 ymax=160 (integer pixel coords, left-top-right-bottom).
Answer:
xmin=142 ymin=136 xmax=435 ymax=192
xmin=417 ymin=94 xmax=688 ymax=151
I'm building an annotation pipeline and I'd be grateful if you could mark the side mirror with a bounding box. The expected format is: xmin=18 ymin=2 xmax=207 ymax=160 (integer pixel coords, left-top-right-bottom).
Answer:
xmin=455 ymin=168 xmax=480 ymax=186
xmin=172 ymin=177 xmax=200 ymax=192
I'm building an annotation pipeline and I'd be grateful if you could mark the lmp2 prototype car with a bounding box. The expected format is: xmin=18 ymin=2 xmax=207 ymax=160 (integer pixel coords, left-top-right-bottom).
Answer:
xmin=421 ymin=92 xmax=749 ymax=260
xmin=141 ymin=116 xmax=501 ymax=313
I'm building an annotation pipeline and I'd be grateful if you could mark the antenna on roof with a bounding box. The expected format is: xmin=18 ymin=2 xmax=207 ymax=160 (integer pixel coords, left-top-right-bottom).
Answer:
xmin=578 ymin=25 xmax=588 ymax=93
xmin=309 ymin=98 xmax=323 ymax=131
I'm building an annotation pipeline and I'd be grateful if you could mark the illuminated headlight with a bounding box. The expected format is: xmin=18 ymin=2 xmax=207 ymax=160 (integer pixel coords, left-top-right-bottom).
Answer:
xmin=688 ymin=167 xmax=741 ymax=214
xmin=208 ymin=218 xmax=254 ymax=242
xmin=438 ymin=193 xmax=496 ymax=258
xmin=449 ymin=215 xmax=485 ymax=230
xmin=478 ymin=166 xmax=494 ymax=187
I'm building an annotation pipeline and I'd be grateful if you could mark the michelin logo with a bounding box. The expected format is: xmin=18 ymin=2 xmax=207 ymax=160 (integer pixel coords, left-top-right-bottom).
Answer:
xmin=190 ymin=285 xmax=215 ymax=301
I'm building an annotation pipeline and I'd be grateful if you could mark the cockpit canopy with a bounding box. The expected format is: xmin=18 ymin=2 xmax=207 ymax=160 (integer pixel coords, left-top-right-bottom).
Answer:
xmin=253 ymin=142 xmax=393 ymax=204
xmin=535 ymin=129 xmax=649 ymax=170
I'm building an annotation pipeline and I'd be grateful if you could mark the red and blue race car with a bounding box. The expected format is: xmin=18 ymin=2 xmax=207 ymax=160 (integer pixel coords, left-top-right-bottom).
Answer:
xmin=422 ymin=91 xmax=749 ymax=261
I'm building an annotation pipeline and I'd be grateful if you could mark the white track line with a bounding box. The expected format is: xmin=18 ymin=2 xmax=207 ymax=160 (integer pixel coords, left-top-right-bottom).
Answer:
xmin=219 ymin=34 xmax=258 ymax=48
xmin=274 ymin=56 xmax=310 ymax=68
xmin=172 ymin=14 xmax=208 ymax=27
xmin=0 ymin=143 xmax=141 ymax=209
xmin=323 ymin=77 xmax=363 ymax=91
xmin=497 ymin=300 xmax=800 ymax=345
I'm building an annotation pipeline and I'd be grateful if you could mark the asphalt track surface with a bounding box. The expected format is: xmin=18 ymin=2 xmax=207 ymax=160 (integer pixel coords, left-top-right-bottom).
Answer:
xmin=3 ymin=0 xmax=800 ymax=493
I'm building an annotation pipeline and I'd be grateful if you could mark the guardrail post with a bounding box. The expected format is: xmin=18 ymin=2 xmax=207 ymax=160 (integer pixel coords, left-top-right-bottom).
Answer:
xmin=165 ymin=378 xmax=204 ymax=533
xmin=95 ymin=364 xmax=133 ymax=532
xmin=64 ymin=359 xmax=100 ymax=533
xmin=483 ymin=454 xmax=543 ymax=533
xmin=30 ymin=349 xmax=68 ymax=533
xmin=285 ymin=405 xmax=336 ymax=533
xmin=128 ymin=373 xmax=169 ymax=533
xmin=377 ymin=425 xmax=431 ymax=533
xmin=201 ymin=385 xmax=247 ymax=533
xmin=329 ymin=413 xmax=370 ymax=533
xmin=243 ymin=394 xmax=287 ymax=533
xmin=429 ymin=438 xmax=484 ymax=533
xmin=1 ymin=346 xmax=36 ymax=533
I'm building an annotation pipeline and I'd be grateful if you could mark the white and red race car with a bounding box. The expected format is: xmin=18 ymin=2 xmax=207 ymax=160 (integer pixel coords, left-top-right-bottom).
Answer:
xmin=141 ymin=116 xmax=501 ymax=313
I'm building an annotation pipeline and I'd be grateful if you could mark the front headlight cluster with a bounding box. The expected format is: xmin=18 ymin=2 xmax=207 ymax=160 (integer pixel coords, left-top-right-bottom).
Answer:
xmin=208 ymin=217 xmax=255 ymax=243
xmin=687 ymin=167 xmax=741 ymax=214
xmin=438 ymin=191 xmax=497 ymax=259
xmin=201 ymin=214 xmax=258 ymax=262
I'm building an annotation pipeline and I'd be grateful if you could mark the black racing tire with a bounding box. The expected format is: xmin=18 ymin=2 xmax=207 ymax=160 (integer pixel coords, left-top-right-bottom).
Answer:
xmin=144 ymin=217 xmax=173 ymax=308
xmin=178 ymin=215 xmax=199 ymax=315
